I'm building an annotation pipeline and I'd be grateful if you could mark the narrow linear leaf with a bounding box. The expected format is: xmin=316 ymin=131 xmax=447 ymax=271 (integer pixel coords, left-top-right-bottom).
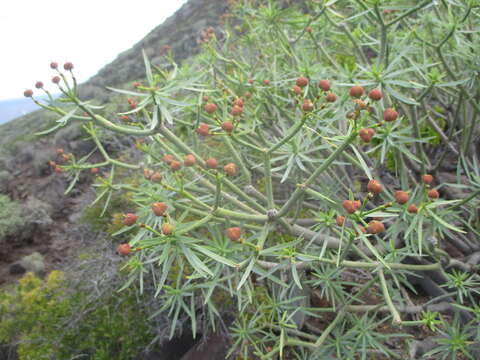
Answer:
xmin=237 ymin=257 xmax=255 ymax=290
xmin=428 ymin=209 xmax=466 ymax=233
xmin=192 ymin=244 xmax=238 ymax=267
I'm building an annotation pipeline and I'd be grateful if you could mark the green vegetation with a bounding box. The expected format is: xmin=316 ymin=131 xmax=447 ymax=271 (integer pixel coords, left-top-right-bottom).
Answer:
xmin=0 ymin=195 xmax=23 ymax=241
xmin=0 ymin=271 xmax=155 ymax=360
xmin=14 ymin=0 xmax=480 ymax=358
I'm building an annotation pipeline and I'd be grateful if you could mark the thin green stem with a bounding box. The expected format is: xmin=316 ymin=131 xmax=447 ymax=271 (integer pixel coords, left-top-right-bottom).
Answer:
xmin=386 ymin=0 xmax=433 ymax=27
xmin=379 ymin=269 xmax=402 ymax=324
xmin=268 ymin=115 xmax=308 ymax=154
xmin=263 ymin=152 xmax=275 ymax=210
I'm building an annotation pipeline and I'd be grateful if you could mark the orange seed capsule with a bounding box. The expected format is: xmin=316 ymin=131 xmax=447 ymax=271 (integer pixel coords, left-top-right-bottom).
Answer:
xmin=394 ymin=191 xmax=409 ymax=205
xmin=150 ymin=172 xmax=162 ymax=183
xmin=117 ymin=243 xmax=131 ymax=255
xmin=367 ymin=220 xmax=385 ymax=234
xmin=226 ymin=227 xmax=241 ymax=242
xmin=123 ymin=213 xmax=138 ymax=226
xmin=422 ymin=174 xmax=434 ymax=184
xmin=407 ymin=204 xmax=418 ymax=213
xmin=367 ymin=179 xmax=383 ymax=194
xmin=206 ymin=157 xmax=218 ymax=169
xmin=184 ymin=154 xmax=196 ymax=167
xmin=223 ymin=162 xmax=237 ymax=176
xmin=162 ymin=223 xmax=174 ymax=235
xmin=152 ymin=202 xmax=168 ymax=216
xmin=428 ymin=189 xmax=440 ymax=199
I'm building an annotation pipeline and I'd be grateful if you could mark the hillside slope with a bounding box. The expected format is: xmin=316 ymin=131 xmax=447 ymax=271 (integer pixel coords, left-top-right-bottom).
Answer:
xmin=0 ymin=0 xmax=229 ymax=284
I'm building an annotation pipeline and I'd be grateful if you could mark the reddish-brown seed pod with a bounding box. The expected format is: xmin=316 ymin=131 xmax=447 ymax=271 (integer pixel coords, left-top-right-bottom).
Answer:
xmin=384 ymin=108 xmax=398 ymax=122
xmin=123 ymin=213 xmax=138 ymax=226
xmin=368 ymin=89 xmax=383 ymax=101
xmin=367 ymin=179 xmax=383 ymax=194
xmin=224 ymin=163 xmax=237 ymax=176
xmin=56 ymin=148 xmax=64 ymax=154
xmin=54 ymin=166 xmax=63 ymax=174
xmin=367 ymin=220 xmax=385 ymax=234
xmin=318 ymin=80 xmax=331 ymax=92
xmin=184 ymin=154 xmax=196 ymax=167
xmin=353 ymin=200 xmax=361 ymax=211
xmin=202 ymin=95 xmax=209 ymax=102
xmin=233 ymin=97 xmax=244 ymax=107
xmin=63 ymin=62 xmax=74 ymax=71
xmin=143 ymin=168 xmax=154 ymax=179
xmin=428 ymin=189 xmax=440 ymax=199
xmin=407 ymin=204 xmax=418 ymax=214
xmin=52 ymin=76 xmax=61 ymax=84
xmin=90 ymin=167 xmax=98 ymax=174
xmin=151 ymin=172 xmax=162 ymax=183
xmin=325 ymin=92 xmax=337 ymax=102
xmin=162 ymin=223 xmax=174 ymax=235
xmin=50 ymin=62 xmax=58 ymax=69
xmin=248 ymin=79 xmax=254 ymax=84
xmin=305 ymin=26 xmax=313 ymax=33
xmin=394 ymin=191 xmax=409 ymax=205
xmin=263 ymin=79 xmax=270 ymax=85
xmin=349 ymin=85 xmax=364 ymax=98
xmin=356 ymin=225 xmax=366 ymax=235
xmin=342 ymin=200 xmax=357 ymax=214
xmin=296 ymin=76 xmax=309 ymax=88
xmin=221 ymin=121 xmax=234 ymax=133
xmin=206 ymin=157 xmax=218 ymax=169
xmin=196 ymin=123 xmax=210 ymax=136
xmin=35 ymin=81 xmax=44 ymax=89
xmin=62 ymin=154 xmax=71 ymax=162
xmin=117 ymin=243 xmax=131 ymax=256
xmin=292 ymin=85 xmax=302 ymax=95
xmin=231 ymin=105 xmax=243 ymax=116
xmin=48 ymin=160 xmax=56 ymax=167
xmin=353 ymin=99 xmax=367 ymax=109
xmin=302 ymin=99 xmax=314 ymax=112
xmin=162 ymin=154 xmax=174 ymax=164
xmin=170 ymin=160 xmax=182 ymax=172
xmin=359 ymin=128 xmax=375 ymax=143
xmin=422 ymin=174 xmax=434 ymax=184
xmin=244 ymin=91 xmax=252 ymax=98
xmin=23 ymin=89 xmax=33 ymax=97
xmin=336 ymin=215 xmax=345 ymax=226
xmin=204 ymin=103 xmax=217 ymax=114
xmin=132 ymin=81 xmax=141 ymax=88
xmin=226 ymin=227 xmax=241 ymax=242
xmin=129 ymin=102 xmax=137 ymax=109
xmin=152 ymin=202 xmax=168 ymax=216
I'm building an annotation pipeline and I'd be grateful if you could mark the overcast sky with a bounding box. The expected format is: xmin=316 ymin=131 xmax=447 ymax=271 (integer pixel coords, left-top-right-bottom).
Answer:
xmin=0 ymin=0 xmax=188 ymax=101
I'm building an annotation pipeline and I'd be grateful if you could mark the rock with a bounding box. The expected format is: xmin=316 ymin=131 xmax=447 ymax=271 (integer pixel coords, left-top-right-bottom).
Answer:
xmin=10 ymin=252 xmax=46 ymax=277
xmin=408 ymin=337 xmax=437 ymax=359
xmin=9 ymin=262 xmax=26 ymax=275
xmin=180 ymin=332 xmax=229 ymax=360
xmin=0 ymin=343 xmax=17 ymax=360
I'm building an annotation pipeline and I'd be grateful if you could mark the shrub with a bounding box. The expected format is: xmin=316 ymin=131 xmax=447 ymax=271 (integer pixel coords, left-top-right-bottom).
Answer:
xmin=0 ymin=271 xmax=155 ymax=360
xmin=0 ymin=195 xmax=23 ymax=242
xmin=26 ymin=0 xmax=480 ymax=358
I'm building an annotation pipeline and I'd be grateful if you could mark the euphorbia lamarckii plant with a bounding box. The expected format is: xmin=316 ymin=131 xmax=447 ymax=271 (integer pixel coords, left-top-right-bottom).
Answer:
xmin=24 ymin=0 xmax=480 ymax=358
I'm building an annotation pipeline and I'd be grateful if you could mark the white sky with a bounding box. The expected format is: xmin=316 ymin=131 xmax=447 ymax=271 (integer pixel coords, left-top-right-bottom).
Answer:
xmin=0 ymin=0 xmax=188 ymax=100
